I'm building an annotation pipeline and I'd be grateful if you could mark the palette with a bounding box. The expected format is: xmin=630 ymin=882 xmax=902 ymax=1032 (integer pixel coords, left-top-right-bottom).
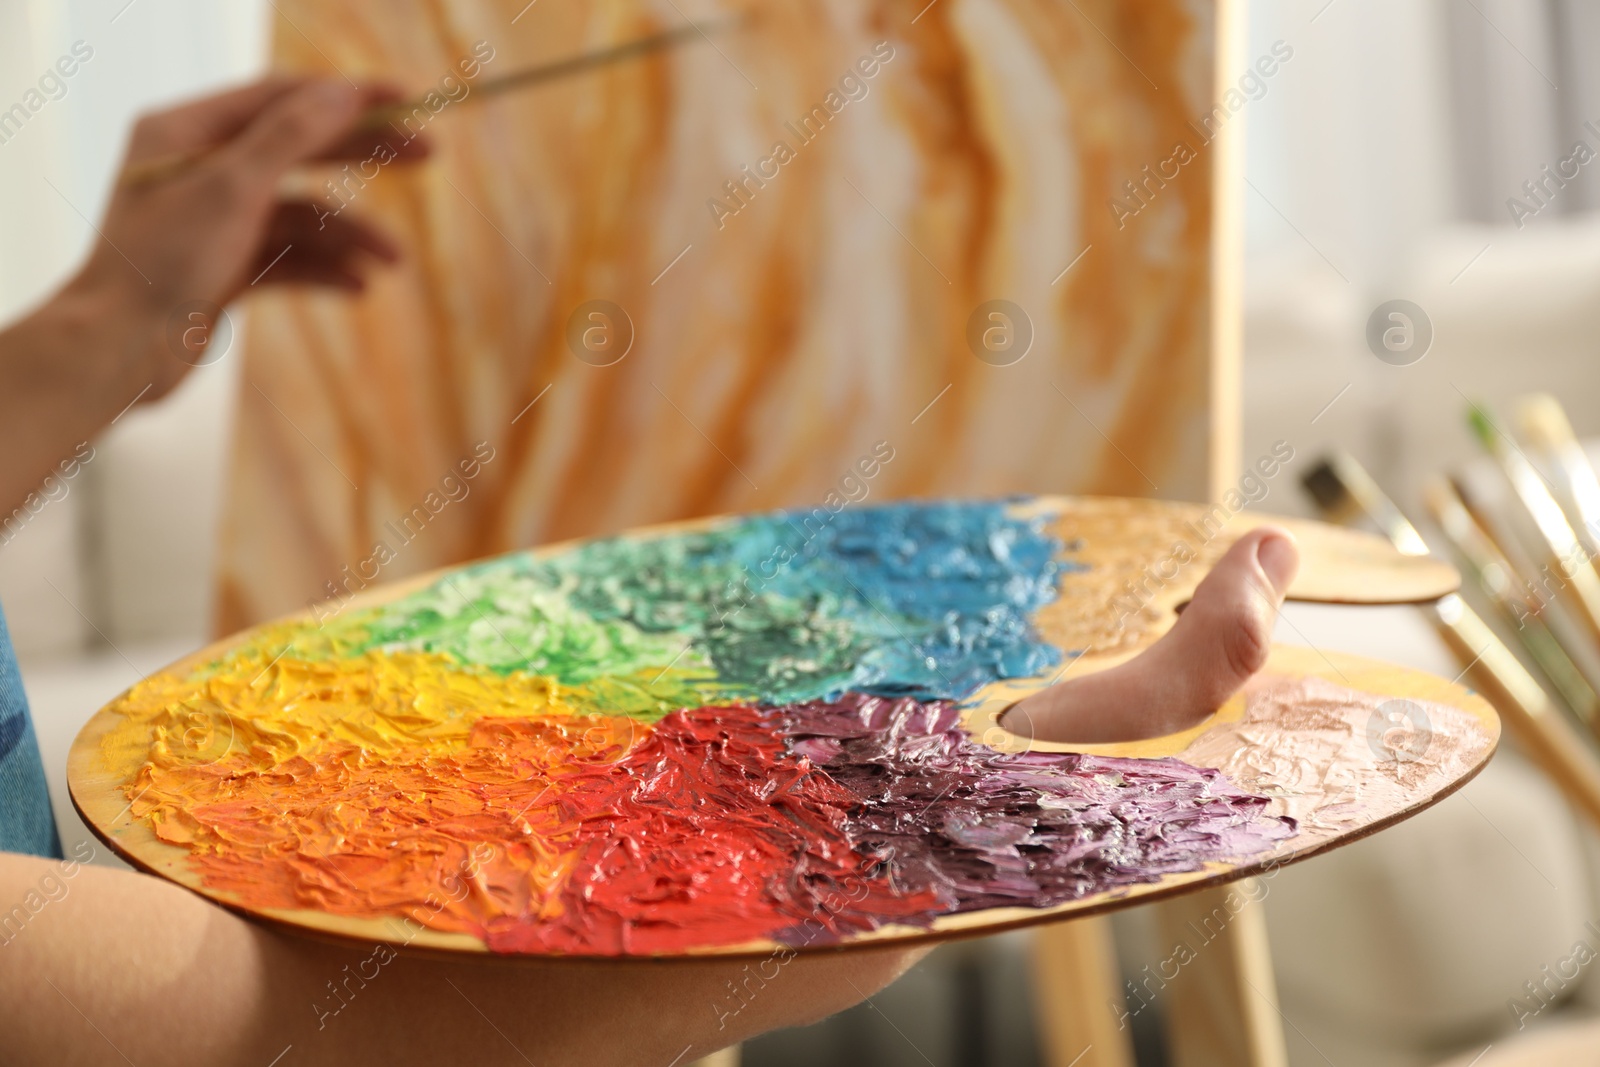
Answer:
xmin=68 ymin=497 xmax=1494 ymax=959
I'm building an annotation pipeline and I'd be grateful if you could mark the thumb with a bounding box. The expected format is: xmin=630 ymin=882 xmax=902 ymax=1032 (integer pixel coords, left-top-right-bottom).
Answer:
xmin=217 ymin=79 xmax=366 ymax=181
xmin=1152 ymin=526 xmax=1300 ymax=716
xmin=1003 ymin=527 xmax=1300 ymax=744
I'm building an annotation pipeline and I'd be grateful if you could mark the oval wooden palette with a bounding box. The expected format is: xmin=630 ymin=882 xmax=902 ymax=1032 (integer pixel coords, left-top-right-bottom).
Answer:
xmin=68 ymin=497 xmax=1490 ymax=960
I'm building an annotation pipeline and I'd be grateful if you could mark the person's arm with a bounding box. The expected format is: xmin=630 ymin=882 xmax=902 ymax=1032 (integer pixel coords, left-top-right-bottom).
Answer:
xmin=0 ymin=850 xmax=923 ymax=1066
xmin=0 ymin=78 xmax=421 ymax=514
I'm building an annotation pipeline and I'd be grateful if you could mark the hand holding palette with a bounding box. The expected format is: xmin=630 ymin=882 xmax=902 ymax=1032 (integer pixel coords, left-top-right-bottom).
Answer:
xmin=68 ymin=498 xmax=1495 ymax=958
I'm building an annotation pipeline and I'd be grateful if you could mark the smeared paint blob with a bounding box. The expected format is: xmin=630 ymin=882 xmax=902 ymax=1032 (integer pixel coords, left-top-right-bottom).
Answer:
xmin=1181 ymin=674 xmax=1494 ymax=842
xmin=100 ymin=500 xmax=1290 ymax=955
xmin=765 ymin=694 xmax=1295 ymax=917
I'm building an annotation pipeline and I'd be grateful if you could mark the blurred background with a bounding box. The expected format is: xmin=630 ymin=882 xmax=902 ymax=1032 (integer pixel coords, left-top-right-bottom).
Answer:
xmin=6 ymin=1 xmax=1600 ymax=1065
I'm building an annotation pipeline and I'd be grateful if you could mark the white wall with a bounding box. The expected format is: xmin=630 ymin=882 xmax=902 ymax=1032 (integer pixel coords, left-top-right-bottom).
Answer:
xmin=1244 ymin=0 xmax=1458 ymax=295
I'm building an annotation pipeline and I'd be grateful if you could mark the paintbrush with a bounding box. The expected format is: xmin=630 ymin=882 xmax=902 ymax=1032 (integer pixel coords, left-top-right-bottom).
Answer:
xmin=119 ymin=14 xmax=748 ymax=189
xmin=1515 ymin=392 xmax=1600 ymax=555
xmin=1422 ymin=477 xmax=1600 ymax=732
xmin=1449 ymin=470 xmax=1600 ymax=693
xmin=1302 ymin=453 xmax=1600 ymax=828
xmin=1300 ymin=451 xmax=1429 ymax=555
xmin=1467 ymin=403 xmax=1600 ymax=652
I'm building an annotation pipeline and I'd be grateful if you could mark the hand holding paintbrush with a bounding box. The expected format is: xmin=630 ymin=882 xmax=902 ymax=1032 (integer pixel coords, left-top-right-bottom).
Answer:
xmin=119 ymin=15 xmax=748 ymax=190
xmin=61 ymin=79 xmax=427 ymax=406
xmin=74 ymin=16 xmax=749 ymax=427
xmin=116 ymin=78 xmax=432 ymax=190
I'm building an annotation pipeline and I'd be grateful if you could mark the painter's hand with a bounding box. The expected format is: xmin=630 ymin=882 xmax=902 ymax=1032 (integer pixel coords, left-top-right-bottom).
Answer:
xmin=1005 ymin=527 xmax=1301 ymax=743
xmin=70 ymin=77 xmax=428 ymax=401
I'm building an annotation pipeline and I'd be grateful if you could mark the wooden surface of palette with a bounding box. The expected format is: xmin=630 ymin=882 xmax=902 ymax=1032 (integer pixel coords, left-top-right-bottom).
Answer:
xmin=68 ymin=497 xmax=1489 ymax=961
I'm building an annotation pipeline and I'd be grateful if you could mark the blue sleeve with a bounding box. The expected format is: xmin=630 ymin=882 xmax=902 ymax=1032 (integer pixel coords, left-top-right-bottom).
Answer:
xmin=0 ymin=605 xmax=63 ymax=859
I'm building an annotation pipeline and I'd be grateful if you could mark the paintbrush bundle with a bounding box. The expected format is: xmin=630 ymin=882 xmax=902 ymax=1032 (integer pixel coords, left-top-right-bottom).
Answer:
xmin=1309 ymin=395 xmax=1600 ymax=744
xmin=1303 ymin=450 xmax=1600 ymax=827
xmin=1445 ymin=395 xmax=1600 ymax=739
xmin=1302 ymin=394 xmax=1600 ymax=831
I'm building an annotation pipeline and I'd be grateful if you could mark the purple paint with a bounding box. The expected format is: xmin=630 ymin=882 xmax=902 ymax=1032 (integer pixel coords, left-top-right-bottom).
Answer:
xmin=764 ymin=692 xmax=1296 ymax=934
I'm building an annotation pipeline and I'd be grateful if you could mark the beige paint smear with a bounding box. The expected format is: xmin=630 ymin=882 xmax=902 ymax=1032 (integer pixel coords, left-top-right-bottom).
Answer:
xmin=1183 ymin=674 xmax=1497 ymax=843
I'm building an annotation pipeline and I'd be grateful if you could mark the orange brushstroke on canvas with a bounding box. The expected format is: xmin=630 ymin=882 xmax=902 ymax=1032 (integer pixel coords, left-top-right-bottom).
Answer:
xmin=214 ymin=0 xmax=1219 ymax=633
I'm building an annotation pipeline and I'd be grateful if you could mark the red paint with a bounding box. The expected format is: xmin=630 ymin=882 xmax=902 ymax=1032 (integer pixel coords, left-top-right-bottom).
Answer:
xmin=489 ymin=706 xmax=941 ymax=954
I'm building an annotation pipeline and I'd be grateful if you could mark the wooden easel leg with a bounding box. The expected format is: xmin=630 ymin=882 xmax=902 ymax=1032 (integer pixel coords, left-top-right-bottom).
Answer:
xmin=1151 ymin=881 xmax=1288 ymax=1067
xmin=1030 ymin=915 xmax=1136 ymax=1067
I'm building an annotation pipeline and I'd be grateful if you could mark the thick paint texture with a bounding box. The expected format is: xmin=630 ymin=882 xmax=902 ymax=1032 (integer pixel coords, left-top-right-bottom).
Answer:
xmin=103 ymin=501 xmax=1292 ymax=955
xmin=350 ymin=500 xmax=1067 ymax=704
